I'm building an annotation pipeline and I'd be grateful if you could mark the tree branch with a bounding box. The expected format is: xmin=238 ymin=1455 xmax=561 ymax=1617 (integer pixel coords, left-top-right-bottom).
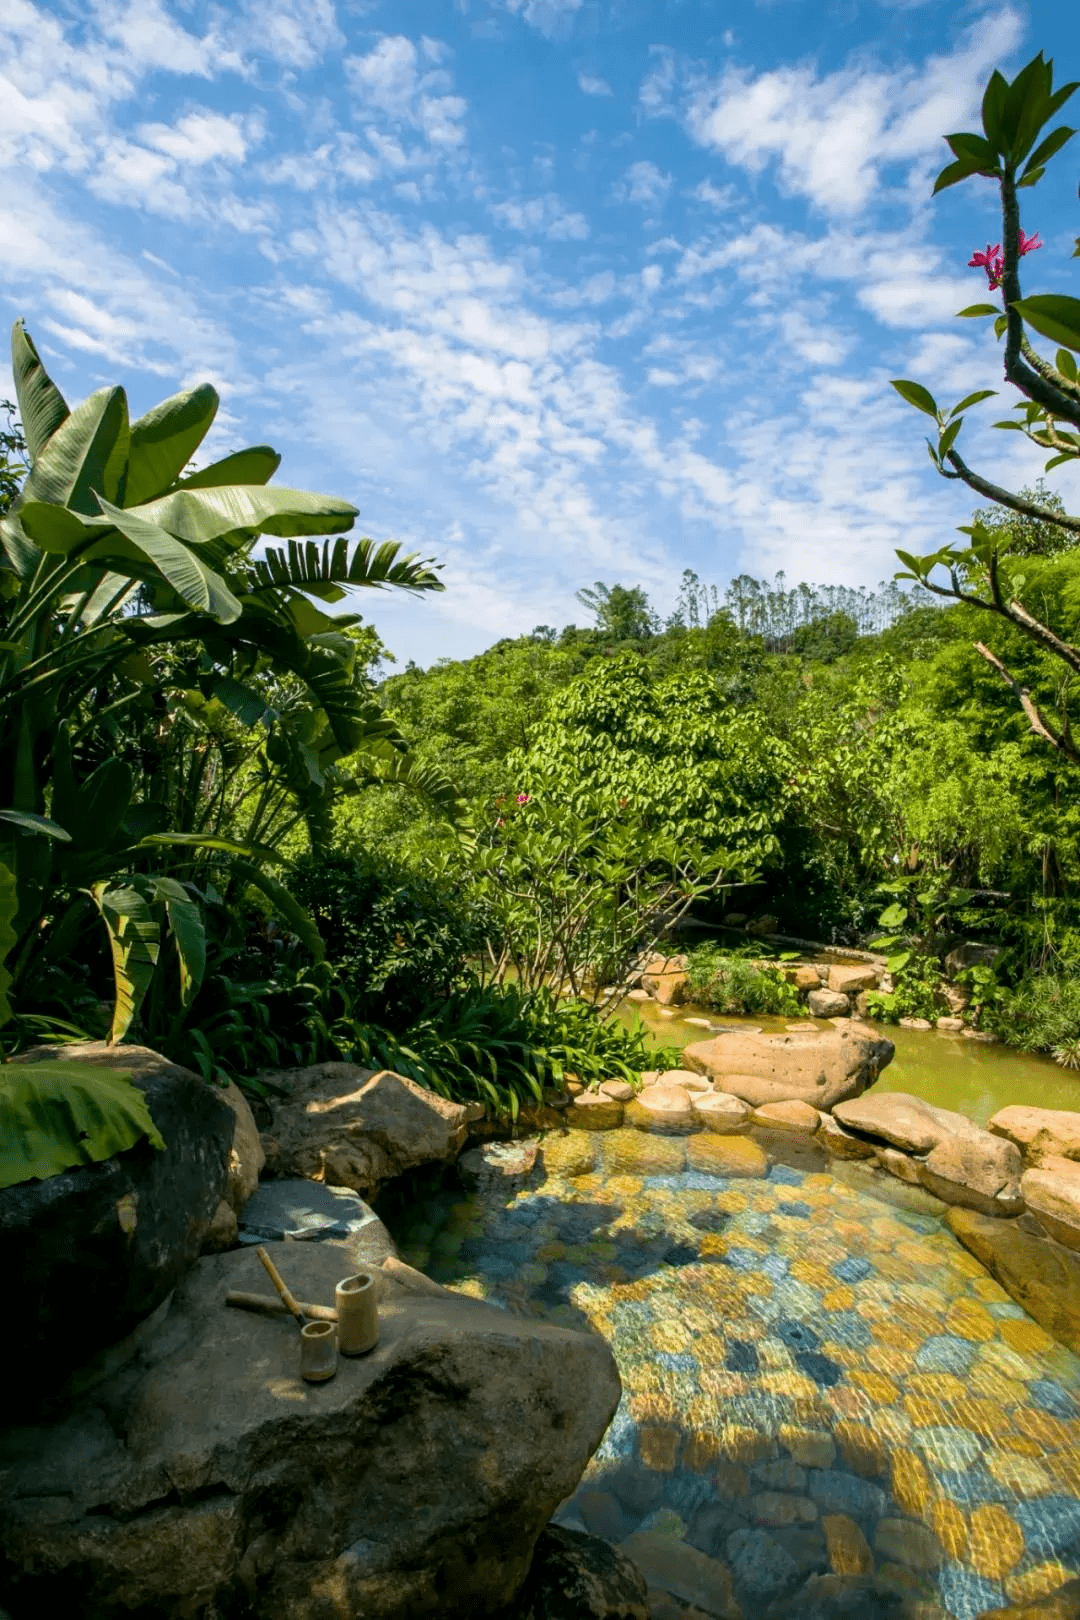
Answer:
xmin=943 ymin=447 xmax=1080 ymax=534
xmin=974 ymin=641 xmax=1080 ymax=761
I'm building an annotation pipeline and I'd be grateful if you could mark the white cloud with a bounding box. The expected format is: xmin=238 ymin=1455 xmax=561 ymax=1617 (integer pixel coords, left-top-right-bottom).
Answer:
xmin=504 ymin=0 xmax=583 ymax=40
xmin=138 ymin=110 xmax=252 ymax=166
xmin=238 ymin=0 xmax=343 ymax=70
xmin=639 ymin=48 xmax=675 ymax=116
xmin=578 ymin=73 xmax=612 ymax=97
xmin=616 ymin=161 xmax=671 ymax=206
xmin=684 ymin=8 xmax=1024 ymax=216
xmin=345 ymin=35 xmax=467 ymax=151
xmin=491 ymin=193 xmax=589 ymax=239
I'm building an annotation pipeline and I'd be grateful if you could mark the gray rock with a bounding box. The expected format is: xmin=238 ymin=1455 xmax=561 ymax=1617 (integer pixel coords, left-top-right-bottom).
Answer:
xmin=726 ymin=1527 xmax=801 ymax=1603
xmin=0 ymin=1242 xmax=621 ymax=1620
xmin=520 ymin=1526 xmax=650 ymax=1619
xmin=762 ymin=1572 xmax=926 ymax=1618
xmin=807 ymin=1471 xmax=885 ymax=1522
xmin=0 ymin=1042 xmax=233 ymax=1406
xmin=237 ymin=1178 xmax=396 ymax=1268
xmin=220 ymin=1080 xmax=265 ymax=1213
xmin=259 ymin=1065 xmax=470 ymax=1196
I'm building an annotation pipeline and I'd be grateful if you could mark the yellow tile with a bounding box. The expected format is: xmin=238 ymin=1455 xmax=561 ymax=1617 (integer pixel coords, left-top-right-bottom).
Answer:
xmin=822 ymin=1514 xmax=874 ymax=1576
xmin=969 ymin=1275 xmax=1012 ymax=1305
xmin=997 ymin=1433 xmax=1046 ymax=1458
xmin=928 ymin=1498 xmax=968 ymax=1563
xmin=791 ymin=1259 xmax=838 ymax=1290
xmin=968 ymin=1365 xmax=1029 ymax=1407
xmin=719 ymin=1425 xmax=775 ymax=1465
xmin=967 ymin=1504 xmax=1026 ymax=1579
xmin=1004 ymin=1562 xmax=1078 ymax=1605
xmin=760 ymin=1370 xmax=821 ymax=1401
xmin=822 ymin=1286 xmax=856 ymax=1310
xmin=638 ymin=1426 xmax=681 ymax=1471
xmin=944 ymin=1298 xmax=997 ymax=1342
xmin=683 ymin=1430 xmax=722 ymax=1472
xmin=629 ymin=1391 xmax=679 ymax=1424
xmin=650 ymin=1318 xmax=693 ymax=1354
xmin=903 ymin=1395 xmax=956 ymax=1430
xmin=906 ymin=1372 xmax=969 ymax=1403
xmin=849 ymin=1371 xmax=900 ymax=1406
xmin=834 ymin=1420 xmax=887 ymax=1479
xmin=985 ymin=1448 xmax=1054 ymax=1495
xmin=819 ymin=1343 xmax=865 ymax=1370
xmin=999 ymin=1317 xmax=1057 ymax=1356
xmin=1012 ymin=1407 xmax=1079 ymax=1450
xmin=951 ymin=1247 xmax=991 ymax=1278
xmin=865 ymin=1343 xmax=915 ymax=1378
xmin=871 ymin=1321 xmax=923 ymax=1354
xmin=953 ymin=1397 xmax=1011 ymax=1439
xmin=890 ymin=1448 xmax=932 ymax=1517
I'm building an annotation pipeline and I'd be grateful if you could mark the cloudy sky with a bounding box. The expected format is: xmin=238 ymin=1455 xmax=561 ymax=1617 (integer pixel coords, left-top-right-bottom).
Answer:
xmin=3 ymin=0 xmax=1080 ymax=661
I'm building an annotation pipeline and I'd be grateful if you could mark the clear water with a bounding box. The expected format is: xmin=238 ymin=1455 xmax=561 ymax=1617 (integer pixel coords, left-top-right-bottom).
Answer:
xmin=617 ymin=996 xmax=1080 ymax=1125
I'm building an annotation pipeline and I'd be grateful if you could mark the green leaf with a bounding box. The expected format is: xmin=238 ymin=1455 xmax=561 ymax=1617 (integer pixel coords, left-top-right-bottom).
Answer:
xmin=90 ymin=882 xmax=160 ymax=1044
xmin=1044 ymin=452 xmax=1078 ymax=471
xmin=955 ymin=305 xmax=1000 ymax=318
xmin=0 ymin=1061 xmax=165 ymax=1189
xmin=938 ymin=419 xmax=963 ymax=460
xmin=135 ymin=485 xmax=357 ymax=545
xmin=208 ymin=675 xmax=274 ymax=727
xmin=251 ymin=536 xmax=443 ymax=598
xmin=124 ymin=383 xmax=219 ymax=507
xmin=1056 ymin=348 xmax=1079 ymax=382
xmin=994 ymin=315 xmax=1009 ymax=340
xmin=890 ymin=380 xmax=939 ymax=418
xmin=71 ymin=759 xmax=133 ymax=852
xmin=932 ymin=157 xmax=989 ymax=194
xmin=0 ymin=810 xmax=71 ymax=841
xmin=230 ymin=858 xmax=326 ymax=961
xmin=152 ymin=877 xmax=205 ymax=1006
xmin=894 ymin=550 xmax=928 ymax=578
xmin=16 ymin=501 xmax=98 ymax=555
xmin=1012 ymin=295 xmax=1080 ymax=354
xmin=175 ymin=446 xmax=281 ymax=489
xmin=0 ymin=860 xmax=17 ymax=1028
xmin=19 ymin=386 xmax=130 ymax=516
xmin=950 ymin=390 xmax=997 ymax=416
xmin=1003 ymin=53 xmax=1053 ymax=161
xmin=877 ymin=902 xmax=908 ymax=928
xmin=945 ymin=131 xmax=998 ymax=165
xmin=11 ymin=320 xmax=70 ymax=465
xmin=886 ymin=950 xmax=912 ymax=974
xmin=92 ymin=496 xmax=243 ymax=624
xmin=981 ymin=71 xmax=1010 ymax=148
xmin=134 ymin=831 xmax=286 ymax=865
xmin=1017 ymin=168 xmax=1045 ymax=189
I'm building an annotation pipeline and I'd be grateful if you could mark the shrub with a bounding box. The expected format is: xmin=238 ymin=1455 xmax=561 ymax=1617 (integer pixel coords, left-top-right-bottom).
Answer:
xmin=983 ymin=974 xmax=1080 ymax=1060
xmin=686 ymin=945 xmax=801 ymax=1017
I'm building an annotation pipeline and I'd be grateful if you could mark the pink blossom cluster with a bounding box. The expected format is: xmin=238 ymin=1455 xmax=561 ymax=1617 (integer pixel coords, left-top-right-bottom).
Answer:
xmin=968 ymin=229 xmax=1043 ymax=290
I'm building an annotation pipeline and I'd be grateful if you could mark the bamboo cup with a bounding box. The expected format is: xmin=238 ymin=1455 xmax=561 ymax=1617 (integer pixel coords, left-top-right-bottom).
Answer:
xmin=300 ymin=1320 xmax=338 ymax=1382
xmin=335 ymin=1271 xmax=379 ymax=1356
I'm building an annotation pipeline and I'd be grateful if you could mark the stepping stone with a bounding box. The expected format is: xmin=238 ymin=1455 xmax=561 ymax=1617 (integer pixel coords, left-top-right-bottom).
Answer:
xmin=694 ymin=1092 xmax=752 ymax=1134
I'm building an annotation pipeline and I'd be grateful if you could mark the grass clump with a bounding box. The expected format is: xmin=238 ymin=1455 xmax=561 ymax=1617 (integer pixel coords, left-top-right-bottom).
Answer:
xmin=685 ymin=945 xmax=801 ymax=1017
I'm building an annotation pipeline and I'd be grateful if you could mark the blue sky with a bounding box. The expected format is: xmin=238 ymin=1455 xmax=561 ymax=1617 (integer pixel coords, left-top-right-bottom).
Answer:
xmin=3 ymin=0 xmax=1080 ymax=663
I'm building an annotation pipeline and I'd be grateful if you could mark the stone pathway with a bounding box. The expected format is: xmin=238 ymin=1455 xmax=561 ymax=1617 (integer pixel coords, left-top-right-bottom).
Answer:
xmin=393 ymin=1128 xmax=1080 ymax=1620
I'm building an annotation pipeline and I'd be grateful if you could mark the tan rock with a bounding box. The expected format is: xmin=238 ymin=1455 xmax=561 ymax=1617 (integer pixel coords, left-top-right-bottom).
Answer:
xmin=641 ymin=955 xmax=691 ymax=1006
xmin=794 ymin=965 xmax=825 ymax=991
xmin=599 ymin=1080 xmax=635 ymax=1102
xmin=751 ymin=1100 xmax=821 ymax=1134
xmin=918 ymin=1134 xmax=1024 ymax=1218
xmin=627 ymin=1085 xmax=698 ymax=1135
xmin=655 ymin=1068 xmax=712 ymax=1092
xmin=259 ymin=1066 xmax=469 ymax=1197
xmin=807 ymin=988 xmax=850 ymax=1018
xmin=620 ymin=1532 xmax=740 ymax=1617
xmin=991 ymin=1106 xmax=1080 ymax=1165
xmin=693 ymin=1092 xmax=752 ymax=1133
xmin=683 ymin=1024 xmax=893 ymax=1110
xmin=817 ymin=1114 xmax=876 ymax=1161
xmin=946 ymin=1206 xmax=1080 ymax=1356
xmin=220 ymin=1081 xmax=264 ymax=1214
xmin=1022 ymin=1159 xmax=1080 ymax=1251
xmin=876 ymin=1146 xmax=922 ymax=1186
xmin=822 ymin=1514 xmax=874 ymax=1576
xmin=786 ymin=1020 xmax=820 ymax=1032
xmin=570 ymin=1092 xmax=624 ymax=1131
xmin=935 ymin=1017 xmax=965 ymax=1032
xmin=833 ymin=1091 xmax=978 ymax=1155
xmin=686 ymin=1134 xmax=771 ymax=1178
xmin=828 ymin=964 xmax=880 ymax=995
xmin=200 ymin=1198 xmax=238 ymax=1253
xmin=899 ymin=1017 xmax=932 ymax=1030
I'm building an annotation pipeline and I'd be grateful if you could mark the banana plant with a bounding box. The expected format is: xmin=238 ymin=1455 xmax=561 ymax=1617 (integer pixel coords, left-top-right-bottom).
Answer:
xmin=0 ymin=322 xmax=460 ymax=1043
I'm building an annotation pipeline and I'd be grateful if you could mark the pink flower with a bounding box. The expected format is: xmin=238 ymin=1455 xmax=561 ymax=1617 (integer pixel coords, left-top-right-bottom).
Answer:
xmin=1018 ymin=228 xmax=1043 ymax=256
xmin=969 ymin=242 xmax=1004 ymax=289
xmin=516 ymin=792 xmax=529 ymax=804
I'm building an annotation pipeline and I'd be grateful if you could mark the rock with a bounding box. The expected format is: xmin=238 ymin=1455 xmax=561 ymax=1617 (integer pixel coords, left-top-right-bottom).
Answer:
xmin=220 ymin=1080 xmax=264 ymax=1214
xmin=653 ymin=1068 xmax=712 ymax=1092
xmin=520 ymin=1527 xmax=649 ymax=1619
xmin=944 ymin=941 xmax=1000 ymax=975
xmin=979 ymin=1578 xmax=1080 ymax=1618
xmin=459 ymin=1140 xmax=540 ymax=1192
xmin=1022 ymin=1158 xmax=1080 ymax=1250
xmin=683 ymin=1025 xmax=893 ymax=1111
xmin=747 ymin=914 xmax=779 ymax=937
xmin=918 ymin=1133 xmax=1024 ymax=1218
xmin=0 ymin=1042 xmax=234 ymax=1405
xmin=626 ymin=988 xmax=651 ymax=1002
xmin=961 ymin=1028 xmax=998 ymax=1042
xmin=694 ymin=1092 xmax=752 ymax=1133
xmin=570 ymin=1092 xmax=625 ymax=1130
xmin=832 ymin=1092 xmax=978 ymax=1156
xmin=821 ymin=1514 xmax=873 ymax=1575
xmin=787 ymin=1020 xmax=821 ymax=1031
xmin=0 ymin=1242 xmax=621 ymax=1620
xmin=942 ymin=984 xmax=970 ymax=1014
xmin=828 ymin=965 xmax=879 ymax=995
xmin=873 ymin=1519 xmax=943 ymax=1571
xmin=626 ymin=1087 xmax=699 ymax=1135
xmin=201 ymin=1198 xmax=238 ymax=1253
xmin=990 ymin=1106 xmax=1080 ymax=1165
xmin=237 ymin=1179 xmax=397 ymax=1268
xmin=620 ymin=1531 xmax=741 ymax=1618
xmin=686 ymin=1134 xmax=771 ymax=1178
xmin=762 ymin=1571 xmax=929 ymax=1618
xmin=752 ymin=1100 xmax=821 ymax=1134
xmin=808 ymin=989 xmax=851 ymax=1018
xmin=641 ymin=955 xmax=690 ymax=1006
xmin=898 ymin=1017 xmax=932 ymax=1030
xmin=600 ymin=1080 xmax=635 ymax=1102
xmin=946 ymin=1207 xmax=1080 ymax=1355
xmin=817 ymin=1115 xmax=876 ymax=1161
xmin=876 ymin=1147 xmax=922 ymax=1186
xmin=935 ymin=1017 xmax=965 ymax=1033
xmin=259 ymin=1065 xmax=469 ymax=1196
xmin=795 ymin=966 xmax=826 ymax=991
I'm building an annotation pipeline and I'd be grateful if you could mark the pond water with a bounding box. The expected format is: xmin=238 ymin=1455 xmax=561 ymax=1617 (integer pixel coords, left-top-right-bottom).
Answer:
xmin=391 ymin=1128 xmax=1080 ymax=1619
xmin=616 ymin=996 xmax=1080 ymax=1125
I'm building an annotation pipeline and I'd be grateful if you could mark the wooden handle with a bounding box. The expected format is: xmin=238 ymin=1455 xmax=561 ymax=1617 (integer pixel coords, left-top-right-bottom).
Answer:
xmin=256 ymin=1246 xmax=306 ymax=1327
xmin=226 ymin=1291 xmax=337 ymax=1322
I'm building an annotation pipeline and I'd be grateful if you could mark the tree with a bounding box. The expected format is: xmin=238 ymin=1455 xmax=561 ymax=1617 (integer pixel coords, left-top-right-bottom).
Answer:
xmin=892 ymin=52 xmax=1080 ymax=760
xmin=575 ymin=580 xmax=660 ymax=641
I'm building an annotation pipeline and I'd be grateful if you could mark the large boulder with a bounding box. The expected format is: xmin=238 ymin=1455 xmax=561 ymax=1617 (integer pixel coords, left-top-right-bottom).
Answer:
xmin=833 ymin=1092 xmax=1024 ymax=1217
xmin=806 ymin=988 xmax=850 ymax=1018
xmin=1022 ymin=1157 xmax=1080 ymax=1251
xmin=0 ymin=1042 xmax=233 ymax=1405
xmin=0 ymin=1241 xmax=622 ymax=1620
xmin=827 ymin=964 xmax=880 ymax=995
xmin=990 ymin=1105 xmax=1080 ymax=1165
xmin=221 ymin=1080 xmax=265 ymax=1212
xmin=519 ymin=1527 xmax=649 ymax=1620
xmin=919 ymin=1132 xmax=1024 ymax=1218
xmin=682 ymin=1024 xmax=893 ymax=1111
xmin=259 ymin=1065 xmax=470 ymax=1196
xmin=832 ymin=1091 xmax=953 ymax=1153
xmin=945 ymin=1206 xmax=1080 ymax=1355
xmin=640 ymin=955 xmax=690 ymax=1006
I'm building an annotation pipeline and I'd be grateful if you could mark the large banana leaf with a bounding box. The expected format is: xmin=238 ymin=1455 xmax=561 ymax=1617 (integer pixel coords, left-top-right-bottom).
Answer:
xmin=250 ymin=536 xmax=443 ymax=600
xmin=91 ymin=883 xmax=161 ymax=1043
xmin=11 ymin=320 xmax=70 ymax=464
xmin=152 ymin=876 xmax=206 ymax=1005
xmin=0 ymin=1061 xmax=165 ymax=1188
xmin=0 ymin=861 xmax=17 ymax=1027
xmin=19 ymin=386 xmax=130 ymax=515
xmin=229 ymin=858 xmax=326 ymax=960
xmin=136 ymin=485 xmax=357 ymax=545
xmin=93 ymin=497 xmax=243 ymax=624
xmin=358 ymin=752 xmax=474 ymax=838
xmin=177 ymin=446 xmax=281 ymax=489
xmin=124 ymin=383 xmax=219 ymax=507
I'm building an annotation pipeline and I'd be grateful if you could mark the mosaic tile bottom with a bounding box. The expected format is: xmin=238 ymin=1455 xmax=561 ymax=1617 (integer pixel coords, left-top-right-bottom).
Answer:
xmin=391 ymin=1130 xmax=1080 ymax=1619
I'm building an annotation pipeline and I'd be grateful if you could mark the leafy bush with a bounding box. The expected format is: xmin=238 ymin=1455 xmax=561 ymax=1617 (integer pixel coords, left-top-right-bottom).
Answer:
xmin=864 ymin=956 xmax=946 ymax=1024
xmin=983 ymin=974 xmax=1080 ymax=1059
xmin=686 ymin=945 xmax=801 ymax=1017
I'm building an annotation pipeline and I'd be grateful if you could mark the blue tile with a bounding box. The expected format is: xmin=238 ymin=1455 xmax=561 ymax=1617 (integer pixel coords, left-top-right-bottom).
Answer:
xmin=594 ymin=1399 xmax=637 ymax=1463
xmin=795 ymin=1350 xmax=843 ymax=1388
xmin=822 ymin=1310 xmax=872 ymax=1349
xmin=1030 ymin=1378 xmax=1078 ymax=1420
xmin=778 ymin=1200 xmax=812 ymax=1218
xmin=775 ymin=1317 xmax=820 ymax=1352
xmin=726 ymin=1339 xmax=760 ymax=1374
xmin=769 ymin=1164 xmax=805 ymax=1187
xmin=914 ymin=1335 xmax=976 ymax=1374
xmin=682 ymin=1172 xmax=729 ymax=1191
xmin=726 ymin=1246 xmax=763 ymax=1272
xmin=761 ymin=1253 xmax=790 ymax=1280
xmin=808 ymin=1470 xmax=885 ymax=1520
xmin=1013 ymin=1495 xmax=1080 ymax=1559
xmin=934 ymin=1465 xmax=1009 ymax=1507
xmin=833 ymin=1255 xmax=872 ymax=1284
xmin=656 ymin=1351 xmax=698 ymax=1374
xmin=937 ymin=1564 xmax=1005 ymax=1620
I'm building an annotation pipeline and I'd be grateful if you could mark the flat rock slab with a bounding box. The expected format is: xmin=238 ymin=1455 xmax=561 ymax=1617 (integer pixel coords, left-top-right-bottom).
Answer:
xmin=259 ymin=1066 xmax=469 ymax=1196
xmin=627 ymin=1086 xmax=698 ymax=1135
xmin=0 ymin=1243 xmax=621 ymax=1620
xmin=694 ymin=1092 xmax=752 ymax=1133
xmin=620 ymin=1531 xmax=740 ymax=1618
xmin=685 ymin=1134 xmax=771 ymax=1179
xmin=946 ymin=1206 xmax=1080 ymax=1356
xmin=1022 ymin=1158 xmax=1080 ymax=1251
xmin=807 ymin=989 xmax=850 ymax=1018
xmin=752 ymin=1100 xmax=821 ymax=1134
xmin=816 ymin=1115 xmax=876 ymax=1161
xmin=238 ymin=1180 xmax=397 ymax=1269
xmin=991 ymin=1106 xmax=1080 ymax=1165
xmin=570 ymin=1093 xmax=625 ymax=1130
xmin=919 ymin=1133 xmax=1024 ymax=1218
xmin=832 ymin=1091 xmax=978 ymax=1155
xmin=827 ymin=965 xmax=880 ymax=995
xmin=682 ymin=1025 xmax=893 ymax=1111
xmin=833 ymin=1092 xmax=1024 ymax=1217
